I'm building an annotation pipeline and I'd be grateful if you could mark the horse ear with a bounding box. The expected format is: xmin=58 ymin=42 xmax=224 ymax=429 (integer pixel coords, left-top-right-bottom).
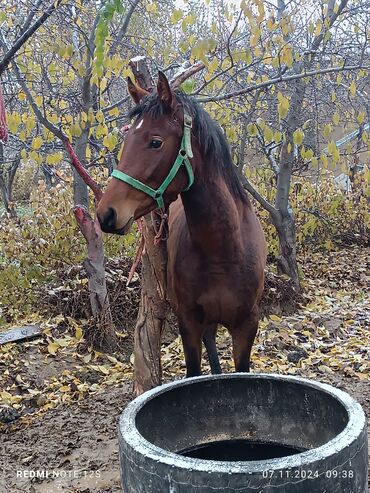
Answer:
xmin=127 ymin=77 xmax=149 ymax=104
xmin=157 ymin=71 xmax=173 ymax=107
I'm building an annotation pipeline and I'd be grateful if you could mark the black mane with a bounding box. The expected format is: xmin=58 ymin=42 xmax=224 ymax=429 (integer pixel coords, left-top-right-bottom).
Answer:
xmin=129 ymin=91 xmax=248 ymax=202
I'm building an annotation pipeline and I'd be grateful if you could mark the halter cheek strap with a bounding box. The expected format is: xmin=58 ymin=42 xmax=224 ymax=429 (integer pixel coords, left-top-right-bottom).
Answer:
xmin=111 ymin=111 xmax=194 ymax=209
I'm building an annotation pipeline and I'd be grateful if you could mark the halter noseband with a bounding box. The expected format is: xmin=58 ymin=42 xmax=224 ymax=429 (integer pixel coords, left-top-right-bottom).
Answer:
xmin=111 ymin=111 xmax=194 ymax=209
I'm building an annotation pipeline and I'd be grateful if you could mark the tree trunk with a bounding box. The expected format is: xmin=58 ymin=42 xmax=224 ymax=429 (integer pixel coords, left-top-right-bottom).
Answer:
xmin=42 ymin=163 xmax=54 ymax=188
xmin=73 ymin=131 xmax=89 ymax=208
xmin=133 ymin=212 xmax=168 ymax=395
xmin=127 ymin=57 xmax=169 ymax=395
xmin=74 ymin=205 xmax=117 ymax=351
xmin=0 ymin=177 xmax=15 ymax=217
xmin=0 ymin=143 xmax=17 ymax=217
xmin=271 ymin=209 xmax=300 ymax=289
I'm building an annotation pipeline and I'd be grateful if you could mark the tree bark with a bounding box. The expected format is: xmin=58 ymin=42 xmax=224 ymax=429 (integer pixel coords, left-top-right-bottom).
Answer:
xmin=133 ymin=213 xmax=168 ymax=395
xmin=271 ymin=210 xmax=300 ymax=285
xmin=73 ymin=131 xmax=89 ymax=208
xmin=128 ymin=57 xmax=171 ymax=395
xmin=74 ymin=206 xmax=116 ymax=351
xmin=0 ymin=143 xmax=17 ymax=217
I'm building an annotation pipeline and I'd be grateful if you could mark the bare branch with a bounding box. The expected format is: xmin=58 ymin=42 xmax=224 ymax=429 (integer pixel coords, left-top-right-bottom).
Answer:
xmin=0 ymin=0 xmax=65 ymax=76
xmin=171 ymin=62 xmax=205 ymax=89
xmin=197 ymin=64 xmax=370 ymax=103
xmin=240 ymin=174 xmax=278 ymax=218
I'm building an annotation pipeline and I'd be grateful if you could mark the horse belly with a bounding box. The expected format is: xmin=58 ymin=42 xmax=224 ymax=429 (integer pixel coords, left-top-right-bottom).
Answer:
xmin=196 ymin=284 xmax=242 ymax=325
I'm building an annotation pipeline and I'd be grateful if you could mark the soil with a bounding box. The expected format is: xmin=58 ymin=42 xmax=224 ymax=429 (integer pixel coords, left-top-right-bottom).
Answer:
xmin=1 ymin=246 xmax=369 ymax=492
xmin=1 ymin=372 xmax=369 ymax=493
xmin=1 ymin=383 xmax=133 ymax=493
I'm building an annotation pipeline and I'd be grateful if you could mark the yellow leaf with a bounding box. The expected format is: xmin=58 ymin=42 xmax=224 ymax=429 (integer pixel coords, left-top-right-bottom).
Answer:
xmin=100 ymin=77 xmax=108 ymax=92
xmin=146 ymin=2 xmax=157 ymax=13
xmin=103 ymin=133 xmax=118 ymax=151
xmin=47 ymin=342 xmax=59 ymax=355
xmin=32 ymin=136 xmax=43 ymax=150
xmin=323 ymin=124 xmax=332 ymax=139
xmin=328 ymin=140 xmax=337 ymax=155
xmin=323 ymin=31 xmax=331 ymax=42
xmin=96 ymin=123 xmax=108 ymax=138
xmin=83 ymin=353 xmax=92 ymax=363
xmin=75 ymin=325 xmax=83 ymax=340
xmin=303 ymin=148 xmax=314 ymax=160
xmin=107 ymin=355 xmax=119 ymax=364
xmin=269 ymin=314 xmax=282 ymax=322
xmin=208 ymin=57 xmax=218 ymax=74
xmin=349 ymin=81 xmax=356 ymax=96
xmin=109 ymin=107 xmax=120 ymax=118
xmin=264 ymin=126 xmax=273 ymax=142
xmin=170 ymin=8 xmax=183 ymax=23
xmin=357 ymin=111 xmax=365 ymax=124
xmin=293 ymin=129 xmax=304 ymax=146
xmin=314 ymin=21 xmax=322 ymax=37
xmin=332 ymin=112 xmax=340 ymax=125
xmin=26 ymin=116 xmax=36 ymax=131
xmin=96 ymin=110 xmax=104 ymax=123
xmin=277 ymin=92 xmax=289 ymax=119
xmin=98 ymin=365 xmax=110 ymax=375
xmin=274 ymin=131 xmax=282 ymax=142
xmin=247 ymin=123 xmax=257 ymax=136
xmin=70 ymin=122 xmax=81 ymax=137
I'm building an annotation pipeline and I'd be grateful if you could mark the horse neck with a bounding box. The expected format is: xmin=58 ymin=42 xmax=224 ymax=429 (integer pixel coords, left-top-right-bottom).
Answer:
xmin=180 ymin=152 xmax=246 ymax=257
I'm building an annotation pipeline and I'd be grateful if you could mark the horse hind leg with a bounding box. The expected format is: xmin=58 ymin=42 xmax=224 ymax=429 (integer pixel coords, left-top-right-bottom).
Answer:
xmin=230 ymin=311 xmax=259 ymax=373
xmin=203 ymin=325 xmax=222 ymax=374
xmin=178 ymin=318 xmax=203 ymax=378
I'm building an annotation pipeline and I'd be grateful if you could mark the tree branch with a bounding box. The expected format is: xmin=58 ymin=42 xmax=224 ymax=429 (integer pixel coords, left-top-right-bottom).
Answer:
xmin=1 ymin=39 xmax=102 ymax=202
xmin=240 ymin=174 xmax=278 ymax=218
xmin=109 ymin=0 xmax=141 ymax=55
xmin=171 ymin=62 xmax=205 ymax=89
xmin=197 ymin=64 xmax=370 ymax=103
xmin=0 ymin=0 xmax=65 ymax=76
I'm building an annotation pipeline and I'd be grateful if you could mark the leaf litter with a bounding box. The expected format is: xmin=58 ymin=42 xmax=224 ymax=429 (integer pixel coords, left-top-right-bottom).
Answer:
xmin=0 ymin=246 xmax=369 ymax=492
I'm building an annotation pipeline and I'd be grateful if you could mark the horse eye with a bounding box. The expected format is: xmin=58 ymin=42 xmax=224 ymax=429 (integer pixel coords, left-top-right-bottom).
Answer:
xmin=150 ymin=139 xmax=163 ymax=149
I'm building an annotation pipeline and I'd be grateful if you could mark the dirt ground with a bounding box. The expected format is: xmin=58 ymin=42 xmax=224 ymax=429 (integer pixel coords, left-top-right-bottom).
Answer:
xmin=1 ymin=374 xmax=369 ymax=493
xmin=1 ymin=383 xmax=132 ymax=493
xmin=1 ymin=247 xmax=369 ymax=492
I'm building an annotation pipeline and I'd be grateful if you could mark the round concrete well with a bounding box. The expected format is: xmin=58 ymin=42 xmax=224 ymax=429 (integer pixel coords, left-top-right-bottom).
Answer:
xmin=119 ymin=373 xmax=368 ymax=492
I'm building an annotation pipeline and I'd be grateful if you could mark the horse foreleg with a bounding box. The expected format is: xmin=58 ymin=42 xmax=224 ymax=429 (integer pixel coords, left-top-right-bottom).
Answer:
xmin=230 ymin=311 xmax=259 ymax=372
xmin=179 ymin=319 xmax=202 ymax=378
xmin=203 ymin=325 xmax=222 ymax=374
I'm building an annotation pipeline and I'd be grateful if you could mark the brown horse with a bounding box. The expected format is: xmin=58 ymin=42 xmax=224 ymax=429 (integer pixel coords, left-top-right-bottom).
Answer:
xmin=97 ymin=72 xmax=266 ymax=377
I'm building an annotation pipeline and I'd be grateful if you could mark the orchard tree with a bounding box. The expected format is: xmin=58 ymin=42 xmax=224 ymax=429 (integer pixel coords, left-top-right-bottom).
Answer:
xmin=1 ymin=0 xmax=369 ymax=292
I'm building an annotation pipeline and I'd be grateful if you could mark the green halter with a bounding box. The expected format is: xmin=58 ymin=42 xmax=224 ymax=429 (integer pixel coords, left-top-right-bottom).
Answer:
xmin=111 ymin=111 xmax=194 ymax=209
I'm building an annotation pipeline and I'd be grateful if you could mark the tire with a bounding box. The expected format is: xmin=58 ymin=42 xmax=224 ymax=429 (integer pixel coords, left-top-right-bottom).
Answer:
xmin=118 ymin=373 xmax=368 ymax=492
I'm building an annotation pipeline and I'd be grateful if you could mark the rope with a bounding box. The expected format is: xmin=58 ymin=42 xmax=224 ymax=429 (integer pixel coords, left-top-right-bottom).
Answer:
xmin=126 ymin=210 xmax=168 ymax=285
xmin=153 ymin=209 xmax=169 ymax=245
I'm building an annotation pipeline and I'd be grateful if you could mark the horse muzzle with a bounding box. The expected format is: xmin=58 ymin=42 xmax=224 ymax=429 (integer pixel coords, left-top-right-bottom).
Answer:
xmin=98 ymin=207 xmax=134 ymax=235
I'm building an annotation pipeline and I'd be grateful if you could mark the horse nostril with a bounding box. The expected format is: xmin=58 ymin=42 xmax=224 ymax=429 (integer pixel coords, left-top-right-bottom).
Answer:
xmin=100 ymin=207 xmax=117 ymax=232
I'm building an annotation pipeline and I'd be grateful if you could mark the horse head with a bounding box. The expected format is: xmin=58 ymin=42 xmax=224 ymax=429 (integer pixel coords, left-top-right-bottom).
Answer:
xmin=97 ymin=72 xmax=194 ymax=235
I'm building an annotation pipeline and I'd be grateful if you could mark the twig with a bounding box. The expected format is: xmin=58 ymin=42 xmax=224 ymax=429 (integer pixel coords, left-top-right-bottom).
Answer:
xmin=0 ymin=0 xmax=65 ymax=76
